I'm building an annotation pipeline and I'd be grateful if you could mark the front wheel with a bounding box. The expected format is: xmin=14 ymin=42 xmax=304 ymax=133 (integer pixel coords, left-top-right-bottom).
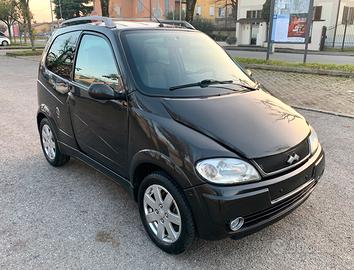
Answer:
xmin=138 ymin=172 xmax=195 ymax=254
xmin=39 ymin=118 xmax=70 ymax=166
xmin=1 ymin=40 xmax=9 ymax=46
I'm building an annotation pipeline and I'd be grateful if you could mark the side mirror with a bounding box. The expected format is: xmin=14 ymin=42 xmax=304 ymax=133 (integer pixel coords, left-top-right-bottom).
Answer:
xmin=246 ymin=69 xmax=253 ymax=77
xmin=88 ymin=83 xmax=125 ymax=100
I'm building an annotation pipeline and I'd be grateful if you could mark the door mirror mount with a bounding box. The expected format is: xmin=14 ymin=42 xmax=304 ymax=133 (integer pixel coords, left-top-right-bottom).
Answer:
xmin=88 ymin=83 xmax=125 ymax=100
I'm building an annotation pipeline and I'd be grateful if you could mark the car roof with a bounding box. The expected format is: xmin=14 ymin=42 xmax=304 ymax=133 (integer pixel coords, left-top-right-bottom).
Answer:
xmin=56 ymin=16 xmax=195 ymax=33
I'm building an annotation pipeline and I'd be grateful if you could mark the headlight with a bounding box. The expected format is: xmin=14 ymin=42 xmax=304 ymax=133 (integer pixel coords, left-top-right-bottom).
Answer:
xmin=196 ymin=158 xmax=261 ymax=184
xmin=308 ymin=126 xmax=319 ymax=155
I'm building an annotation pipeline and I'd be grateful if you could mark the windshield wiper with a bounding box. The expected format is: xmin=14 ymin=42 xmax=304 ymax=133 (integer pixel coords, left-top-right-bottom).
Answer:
xmin=169 ymin=79 xmax=259 ymax=91
xmin=169 ymin=79 xmax=233 ymax=91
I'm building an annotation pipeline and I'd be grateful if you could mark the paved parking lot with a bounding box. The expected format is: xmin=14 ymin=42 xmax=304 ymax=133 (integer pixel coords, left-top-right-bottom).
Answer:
xmin=252 ymin=70 xmax=354 ymax=117
xmin=0 ymin=56 xmax=353 ymax=269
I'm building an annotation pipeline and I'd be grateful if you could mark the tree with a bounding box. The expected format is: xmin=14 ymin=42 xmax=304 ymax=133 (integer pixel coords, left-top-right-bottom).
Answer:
xmin=262 ymin=0 xmax=271 ymax=23
xmin=53 ymin=0 xmax=93 ymax=20
xmin=100 ymin=0 xmax=109 ymax=17
xmin=0 ymin=0 xmax=19 ymax=42
xmin=185 ymin=0 xmax=197 ymax=22
xmin=18 ymin=0 xmax=34 ymax=50
xmin=15 ymin=0 xmax=27 ymax=44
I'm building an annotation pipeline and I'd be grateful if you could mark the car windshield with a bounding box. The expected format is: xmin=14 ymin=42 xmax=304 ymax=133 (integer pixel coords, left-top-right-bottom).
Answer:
xmin=121 ymin=30 xmax=256 ymax=96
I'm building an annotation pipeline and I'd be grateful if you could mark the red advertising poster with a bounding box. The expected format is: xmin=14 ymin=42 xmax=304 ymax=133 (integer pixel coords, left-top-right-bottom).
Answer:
xmin=288 ymin=14 xmax=307 ymax=38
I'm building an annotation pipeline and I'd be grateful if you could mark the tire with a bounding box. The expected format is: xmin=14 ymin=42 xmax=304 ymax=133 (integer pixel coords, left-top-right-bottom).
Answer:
xmin=39 ymin=118 xmax=70 ymax=167
xmin=2 ymin=40 xmax=8 ymax=46
xmin=138 ymin=171 xmax=195 ymax=254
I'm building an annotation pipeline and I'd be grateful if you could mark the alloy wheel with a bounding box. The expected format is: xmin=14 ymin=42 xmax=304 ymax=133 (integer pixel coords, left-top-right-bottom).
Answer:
xmin=41 ymin=124 xmax=56 ymax=160
xmin=143 ymin=184 xmax=182 ymax=243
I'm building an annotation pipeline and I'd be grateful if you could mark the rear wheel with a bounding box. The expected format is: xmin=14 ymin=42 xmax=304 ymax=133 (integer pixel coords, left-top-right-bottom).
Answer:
xmin=39 ymin=118 xmax=69 ymax=166
xmin=138 ymin=172 xmax=195 ymax=254
xmin=1 ymin=40 xmax=9 ymax=46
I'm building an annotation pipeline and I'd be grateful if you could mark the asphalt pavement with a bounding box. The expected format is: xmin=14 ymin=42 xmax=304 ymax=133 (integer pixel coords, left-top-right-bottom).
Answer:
xmin=227 ymin=50 xmax=354 ymax=65
xmin=0 ymin=56 xmax=353 ymax=270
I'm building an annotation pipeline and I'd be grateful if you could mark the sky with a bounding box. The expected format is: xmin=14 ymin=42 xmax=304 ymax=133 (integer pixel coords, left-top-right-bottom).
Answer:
xmin=30 ymin=0 xmax=53 ymax=23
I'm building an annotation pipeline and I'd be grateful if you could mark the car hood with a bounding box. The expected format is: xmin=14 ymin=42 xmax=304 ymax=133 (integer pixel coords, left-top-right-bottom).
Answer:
xmin=162 ymin=90 xmax=310 ymax=158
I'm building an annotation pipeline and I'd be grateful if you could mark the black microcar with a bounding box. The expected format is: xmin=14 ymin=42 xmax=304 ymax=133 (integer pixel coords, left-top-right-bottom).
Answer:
xmin=37 ymin=16 xmax=325 ymax=254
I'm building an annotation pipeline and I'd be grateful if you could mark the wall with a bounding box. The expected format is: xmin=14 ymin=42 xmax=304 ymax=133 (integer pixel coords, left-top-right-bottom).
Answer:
xmin=93 ymin=0 xmax=175 ymax=18
xmin=194 ymin=0 xmax=230 ymax=20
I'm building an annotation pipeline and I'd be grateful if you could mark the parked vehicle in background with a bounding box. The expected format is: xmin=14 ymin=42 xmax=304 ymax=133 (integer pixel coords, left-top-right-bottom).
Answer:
xmin=36 ymin=16 xmax=325 ymax=254
xmin=0 ymin=32 xmax=10 ymax=46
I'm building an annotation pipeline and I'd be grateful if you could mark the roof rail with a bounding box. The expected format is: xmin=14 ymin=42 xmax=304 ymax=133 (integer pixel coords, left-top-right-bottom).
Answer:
xmin=60 ymin=16 xmax=116 ymax=28
xmin=159 ymin=20 xmax=195 ymax=30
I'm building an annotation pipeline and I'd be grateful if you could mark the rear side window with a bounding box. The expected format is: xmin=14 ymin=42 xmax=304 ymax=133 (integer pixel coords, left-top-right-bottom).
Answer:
xmin=46 ymin=31 xmax=80 ymax=79
xmin=74 ymin=34 xmax=120 ymax=89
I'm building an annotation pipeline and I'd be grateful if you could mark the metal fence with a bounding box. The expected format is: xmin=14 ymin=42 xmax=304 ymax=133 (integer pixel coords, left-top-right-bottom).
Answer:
xmin=324 ymin=24 xmax=354 ymax=49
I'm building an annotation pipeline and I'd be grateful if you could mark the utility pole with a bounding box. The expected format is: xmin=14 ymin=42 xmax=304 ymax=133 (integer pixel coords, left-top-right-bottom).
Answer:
xmin=303 ymin=0 xmax=314 ymax=64
xmin=225 ymin=0 xmax=228 ymax=29
xmin=341 ymin=8 xmax=350 ymax=51
xmin=333 ymin=0 xmax=341 ymax=47
xmin=266 ymin=0 xmax=275 ymax=61
xmin=49 ymin=0 xmax=54 ymax=32
xmin=179 ymin=0 xmax=182 ymax=21
xmin=150 ymin=0 xmax=152 ymax=20
xmin=58 ymin=0 xmax=63 ymax=20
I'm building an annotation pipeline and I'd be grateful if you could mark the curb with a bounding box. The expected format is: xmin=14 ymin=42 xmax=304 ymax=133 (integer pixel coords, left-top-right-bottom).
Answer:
xmin=0 ymin=46 xmax=44 ymax=50
xmin=292 ymin=105 xmax=354 ymax=119
xmin=244 ymin=63 xmax=354 ymax=78
xmin=223 ymin=46 xmax=267 ymax=52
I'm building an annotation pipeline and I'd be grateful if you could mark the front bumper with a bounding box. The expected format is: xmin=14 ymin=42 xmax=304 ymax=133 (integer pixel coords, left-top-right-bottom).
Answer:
xmin=184 ymin=146 xmax=325 ymax=240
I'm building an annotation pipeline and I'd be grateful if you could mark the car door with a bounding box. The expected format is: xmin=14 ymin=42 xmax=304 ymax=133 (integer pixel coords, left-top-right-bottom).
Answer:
xmin=69 ymin=33 xmax=128 ymax=176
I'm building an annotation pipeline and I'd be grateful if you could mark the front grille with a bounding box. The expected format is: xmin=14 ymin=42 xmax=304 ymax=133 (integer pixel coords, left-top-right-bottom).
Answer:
xmin=253 ymin=138 xmax=310 ymax=175
xmin=243 ymin=179 xmax=316 ymax=227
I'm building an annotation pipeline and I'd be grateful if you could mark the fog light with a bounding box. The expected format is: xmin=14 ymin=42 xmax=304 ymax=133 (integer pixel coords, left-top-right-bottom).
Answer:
xmin=230 ymin=217 xmax=244 ymax=231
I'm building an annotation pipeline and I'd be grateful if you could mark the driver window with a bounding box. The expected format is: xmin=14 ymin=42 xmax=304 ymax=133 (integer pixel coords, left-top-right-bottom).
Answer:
xmin=74 ymin=34 xmax=122 ymax=90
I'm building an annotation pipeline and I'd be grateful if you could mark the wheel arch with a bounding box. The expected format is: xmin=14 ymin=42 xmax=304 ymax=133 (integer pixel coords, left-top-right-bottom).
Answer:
xmin=130 ymin=150 xmax=193 ymax=201
xmin=36 ymin=109 xmax=65 ymax=154
xmin=37 ymin=112 xmax=47 ymax=129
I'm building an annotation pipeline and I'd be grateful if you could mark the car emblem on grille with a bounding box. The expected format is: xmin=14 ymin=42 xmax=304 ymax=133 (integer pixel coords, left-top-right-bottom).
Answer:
xmin=287 ymin=153 xmax=300 ymax=165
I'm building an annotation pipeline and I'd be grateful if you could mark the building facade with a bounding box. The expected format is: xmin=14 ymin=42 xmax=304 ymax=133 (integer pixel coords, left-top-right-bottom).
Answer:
xmin=235 ymin=0 xmax=354 ymax=49
xmin=92 ymin=0 xmax=177 ymax=19
xmin=92 ymin=0 xmax=232 ymax=20
xmin=194 ymin=0 xmax=232 ymax=19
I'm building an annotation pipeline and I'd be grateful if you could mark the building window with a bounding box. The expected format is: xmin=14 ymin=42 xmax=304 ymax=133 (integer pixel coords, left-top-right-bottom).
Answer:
xmin=196 ymin=6 xmax=202 ymax=16
xmin=210 ymin=6 xmax=215 ymax=16
xmin=218 ymin=7 xmax=225 ymax=17
xmin=342 ymin=6 xmax=354 ymax=24
xmin=246 ymin=10 xmax=262 ymax=19
xmin=313 ymin=6 xmax=322 ymax=20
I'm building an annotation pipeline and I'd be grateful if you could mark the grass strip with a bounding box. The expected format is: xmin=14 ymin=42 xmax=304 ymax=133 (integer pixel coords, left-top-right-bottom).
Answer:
xmin=235 ymin=57 xmax=354 ymax=73
xmin=6 ymin=50 xmax=43 ymax=57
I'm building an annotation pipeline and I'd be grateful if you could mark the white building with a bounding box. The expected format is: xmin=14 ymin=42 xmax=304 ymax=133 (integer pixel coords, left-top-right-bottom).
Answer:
xmin=236 ymin=0 xmax=354 ymax=50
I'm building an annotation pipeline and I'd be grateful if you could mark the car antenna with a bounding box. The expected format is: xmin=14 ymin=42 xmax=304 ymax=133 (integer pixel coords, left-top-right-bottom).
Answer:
xmin=137 ymin=0 xmax=164 ymax=27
